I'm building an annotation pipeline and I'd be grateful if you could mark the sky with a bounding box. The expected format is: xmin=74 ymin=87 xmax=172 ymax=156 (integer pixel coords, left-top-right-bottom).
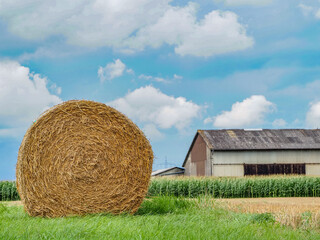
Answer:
xmin=1 ymin=0 xmax=320 ymax=180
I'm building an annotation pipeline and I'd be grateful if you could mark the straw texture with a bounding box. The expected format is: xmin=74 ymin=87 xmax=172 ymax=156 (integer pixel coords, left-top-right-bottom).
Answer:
xmin=16 ymin=100 xmax=153 ymax=217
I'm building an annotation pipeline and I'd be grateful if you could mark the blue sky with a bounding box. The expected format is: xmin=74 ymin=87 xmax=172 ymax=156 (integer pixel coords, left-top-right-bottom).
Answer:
xmin=1 ymin=0 xmax=320 ymax=180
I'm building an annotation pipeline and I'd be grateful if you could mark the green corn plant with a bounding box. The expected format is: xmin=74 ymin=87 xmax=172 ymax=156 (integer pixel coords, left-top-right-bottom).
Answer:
xmin=148 ymin=176 xmax=320 ymax=198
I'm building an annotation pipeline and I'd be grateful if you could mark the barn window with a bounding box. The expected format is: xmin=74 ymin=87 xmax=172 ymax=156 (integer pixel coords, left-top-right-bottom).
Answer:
xmin=244 ymin=164 xmax=305 ymax=175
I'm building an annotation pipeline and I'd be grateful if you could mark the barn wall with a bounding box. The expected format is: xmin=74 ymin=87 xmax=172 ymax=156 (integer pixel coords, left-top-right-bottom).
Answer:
xmin=212 ymin=164 xmax=244 ymax=177
xmin=184 ymin=154 xmax=198 ymax=176
xmin=190 ymin=134 xmax=207 ymax=176
xmin=213 ymin=150 xmax=320 ymax=164
xmin=306 ymin=164 xmax=320 ymax=175
xmin=184 ymin=154 xmax=191 ymax=176
xmin=205 ymin=146 xmax=212 ymax=176
xmin=212 ymin=150 xmax=320 ymax=176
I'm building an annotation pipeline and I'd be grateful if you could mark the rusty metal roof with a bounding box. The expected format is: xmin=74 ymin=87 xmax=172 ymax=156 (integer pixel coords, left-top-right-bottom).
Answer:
xmin=200 ymin=129 xmax=320 ymax=150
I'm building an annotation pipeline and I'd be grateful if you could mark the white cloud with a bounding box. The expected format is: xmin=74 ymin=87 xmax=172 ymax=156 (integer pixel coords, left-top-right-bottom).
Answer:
xmin=216 ymin=0 xmax=273 ymax=6
xmin=209 ymin=68 xmax=288 ymax=95
xmin=276 ymin=80 xmax=320 ymax=100
xmin=138 ymin=73 xmax=183 ymax=83
xmin=316 ymin=9 xmax=320 ymax=19
xmin=50 ymin=83 xmax=62 ymax=95
xmin=98 ymin=59 xmax=126 ymax=82
xmin=298 ymin=4 xmax=314 ymax=16
xmin=138 ymin=74 xmax=170 ymax=83
xmin=173 ymin=74 xmax=183 ymax=80
xmin=126 ymin=68 xmax=134 ymax=75
xmin=125 ymin=4 xmax=254 ymax=57
xmin=0 ymin=1 xmax=253 ymax=57
xmin=154 ymin=77 xmax=167 ymax=83
xmin=212 ymin=95 xmax=274 ymax=128
xmin=0 ymin=61 xmax=62 ymax=137
xmin=138 ymin=74 xmax=153 ymax=81
xmin=108 ymin=85 xmax=201 ymax=131
xmin=204 ymin=117 xmax=214 ymax=125
xmin=272 ymin=118 xmax=287 ymax=128
xmin=306 ymin=101 xmax=320 ymax=128
xmin=143 ymin=124 xmax=164 ymax=141
xmin=298 ymin=3 xmax=320 ymax=19
xmin=17 ymin=45 xmax=85 ymax=61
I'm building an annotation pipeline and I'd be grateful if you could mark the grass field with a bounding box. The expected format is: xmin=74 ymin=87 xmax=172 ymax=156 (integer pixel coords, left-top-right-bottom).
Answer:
xmin=1 ymin=196 xmax=320 ymax=240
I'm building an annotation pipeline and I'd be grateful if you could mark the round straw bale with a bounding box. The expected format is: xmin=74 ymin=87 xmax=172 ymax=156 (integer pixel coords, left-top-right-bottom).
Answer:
xmin=16 ymin=100 xmax=153 ymax=217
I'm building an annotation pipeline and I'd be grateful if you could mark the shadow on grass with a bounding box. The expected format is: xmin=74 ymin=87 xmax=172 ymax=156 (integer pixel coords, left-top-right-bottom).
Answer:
xmin=135 ymin=196 xmax=195 ymax=215
xmin=250 ymin=212 xmax=275 ymax=224
xmin=0 ymin=197 xmax=195 ymax=218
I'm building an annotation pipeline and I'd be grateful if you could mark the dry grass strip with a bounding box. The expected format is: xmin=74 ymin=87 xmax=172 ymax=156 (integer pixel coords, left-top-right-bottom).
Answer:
xmin=16 ymin=100 xmax=153 ymax=217
xmin=217 ymin=197 xmax=320 ymax=229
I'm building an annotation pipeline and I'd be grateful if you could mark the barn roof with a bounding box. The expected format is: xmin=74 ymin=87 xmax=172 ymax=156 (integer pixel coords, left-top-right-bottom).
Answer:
xmin=201 ymin=129 xmax=320 ymax=150
xmin=182 ymin=129 xmax=320 ymax=167
xmin=151 ymin=167 xmax=185 ymax=176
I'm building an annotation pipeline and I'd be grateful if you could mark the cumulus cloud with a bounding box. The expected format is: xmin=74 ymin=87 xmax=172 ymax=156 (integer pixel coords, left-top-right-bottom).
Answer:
xmin=138 ymin=74 xmax=180 ymax=83
xmin=272 ymin=118 xmax=287 ymax=128
xmin=143 ymin=124 xmax=164 ymax=141
xmin=126 ymin=68 xmax=134 ymax=75
xmin=210 ymin=95 xmax=274 ymax=128
xmin=0 ymin=61 xmax=62 ymax=137
xmin=298 ymin=4 xmax=320 ymax=19
xmin=0 ymin=1 xmax=253 ymax=57
xmin=138 ymin=74 xmax=168 ymax=83
xmin=107 ymin=85 xmax=201 ymax=132
xmin=276 ymin=80 xmax=320 ymax=100
xmin=215 ymin=0 xmax=273 ymax=6
xmin=98 ymin=59 xmax=126 ymax=82
xmin=316 ymin=9 xmax=320 ymax=19
xmin=173 ymin=74 xmax=183 ymax=80
xmin=298 ymin=4 xmax=314 ymax=16
xmin=125 ymin=4 xmax=254 ymax=57
xmin=306 ymin=101 xmax=320 ymax=128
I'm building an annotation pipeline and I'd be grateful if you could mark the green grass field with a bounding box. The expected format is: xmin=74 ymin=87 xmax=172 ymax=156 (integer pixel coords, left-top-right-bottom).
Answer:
xmin=1 ymin=196 xmax=320 ymax=240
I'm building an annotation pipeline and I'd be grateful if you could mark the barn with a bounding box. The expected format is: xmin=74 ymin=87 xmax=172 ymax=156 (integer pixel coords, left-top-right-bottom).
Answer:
xmin=151 ymin=167 xmax=185 ymax=177
xmin=183 ymin=129 xmax=320 ymax=177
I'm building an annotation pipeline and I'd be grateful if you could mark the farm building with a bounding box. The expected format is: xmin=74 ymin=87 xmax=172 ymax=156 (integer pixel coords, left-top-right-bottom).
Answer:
xmin=151 ymin=167 xmax=185 ymax=177
xmin=183 ymin=129 xmax=320 ymax=177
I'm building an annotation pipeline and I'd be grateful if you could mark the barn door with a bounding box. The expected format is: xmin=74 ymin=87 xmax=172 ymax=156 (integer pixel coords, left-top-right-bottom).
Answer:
xmin=244 ymin=164 xmax=306 ymax=175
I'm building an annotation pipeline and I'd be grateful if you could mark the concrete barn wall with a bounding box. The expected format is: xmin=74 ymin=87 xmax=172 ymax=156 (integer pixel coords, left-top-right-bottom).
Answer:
xmin=205 ymin=146 xmax=212 ymax=176
xmin=212 ymin=150 xmax=320 ymax=164
xmin=212 ymin=164 xmax=244 ymax=177
xmin=211 ymin=150 xmax=320 ymax=176
xmin=306 ymin=164 xmax=320 ymax=176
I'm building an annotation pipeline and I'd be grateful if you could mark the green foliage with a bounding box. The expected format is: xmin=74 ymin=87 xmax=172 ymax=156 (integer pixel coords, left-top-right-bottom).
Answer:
xmin=0 ymin=204 xmax=8 ymax=214
xmin=250 ymin=213 xmax=275 ymax=224
xmin=148 ymin=176 xmax=320 ymax=198
xmin=135 ymin=196 xmax=194 ymax=215
xmin=2 ymin=176 xmax=320 ymax=201
xmin=1 ymin=197 xmax=320 ymax=239
xmin=0 ymin=181 xmax=20 ymax=201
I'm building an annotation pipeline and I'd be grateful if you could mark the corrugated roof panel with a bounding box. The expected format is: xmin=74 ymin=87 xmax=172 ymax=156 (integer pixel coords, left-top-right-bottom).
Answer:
xmin=201 ymin=129 xmax=320 ymax=150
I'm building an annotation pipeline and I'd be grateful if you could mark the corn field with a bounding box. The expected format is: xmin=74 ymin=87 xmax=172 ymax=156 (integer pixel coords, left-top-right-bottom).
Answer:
xmin=0 ymin=181 xmax=20 ymax=201
xmin=1 ymin=176 xmax=320 ymax=201
xmin=148 ymin=176 xmax=320 ymax=198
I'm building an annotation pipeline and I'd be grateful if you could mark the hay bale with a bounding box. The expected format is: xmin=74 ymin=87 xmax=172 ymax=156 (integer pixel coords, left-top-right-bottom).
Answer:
xmin=16 ymin=100 xmax=153 ymax=217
